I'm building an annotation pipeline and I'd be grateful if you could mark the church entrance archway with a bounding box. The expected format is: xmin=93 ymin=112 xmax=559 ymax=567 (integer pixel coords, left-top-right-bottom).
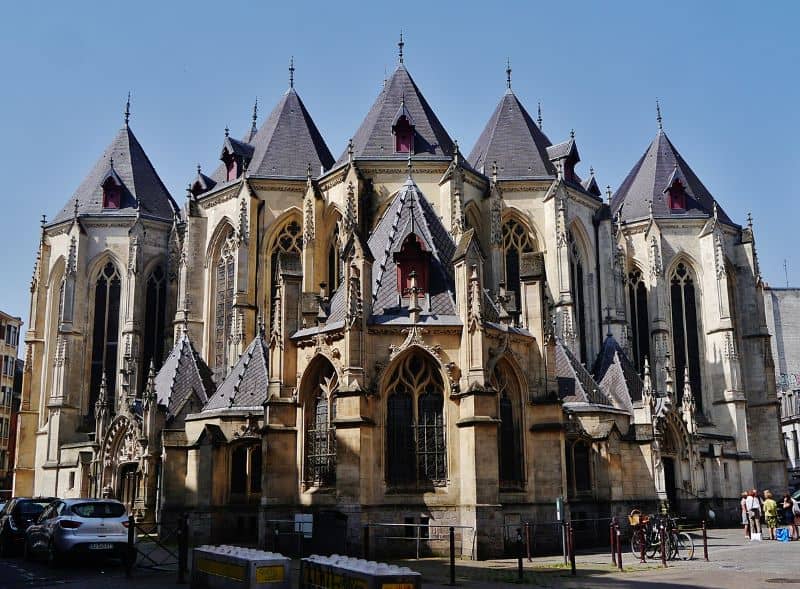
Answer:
xmin=117 ymin=462 xmax=139 ymax=511
xmin=663 ymin=456 xmax=678 ymax=512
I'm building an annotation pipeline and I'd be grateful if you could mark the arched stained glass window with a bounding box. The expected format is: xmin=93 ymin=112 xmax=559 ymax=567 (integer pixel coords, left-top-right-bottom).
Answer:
xmin=627 ymin=268 xmax=650 ymax=375
xmin=670 ymin=262 xmax=702 ymax=411
xmin=502 ymin=219 xmax=536 ymax=316
xmin=492 ymin=360 xmax=523 ymax=486
xmin=270 ymin=220 xmax=302 ymax=296
xmin=328 ymin=223 xmax=343 ymax=294
xmin=304 ymin=366 xmax=338 ymax=487
xmin=386 ymin=353 xmax=446 ymax=486
xmin=141 ymin=265 xmax=166 ymax=393
xmin=214 ymin=236 xmax=236 ymax=381
xmin=568 ymin=230 xmax=588 ymax=362
xmin=89 ymin=262 xmax=122 ymax=416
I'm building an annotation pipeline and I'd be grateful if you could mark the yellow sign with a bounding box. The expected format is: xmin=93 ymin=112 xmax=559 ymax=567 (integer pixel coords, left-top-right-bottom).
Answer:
xmin=381 ymin=584 xmax=415 ymax=589
xmin=197 ymin=557 xmax=246 ymax=581
xmin=302 ymin=566 xmax=369 ymax=589
xmin=255 ymin=565 xmax=285 ymax=583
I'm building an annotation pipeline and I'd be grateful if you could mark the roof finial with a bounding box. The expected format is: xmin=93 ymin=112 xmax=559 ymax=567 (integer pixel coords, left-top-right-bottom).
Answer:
xmin=40 ymin=213 xmax=47 ymax=230
xmin=747 ymin=211 xmax=753 ymax=229
xmin=289 ymin=56 xmax=295 ymax=89
xmin=224 ymin=126 xmax=230 ymax=138
xmin=109 ymin=155 xmax=114 ymax=169
xmin=306 ymin=162 xmax=312 ymax=182
xmin=589 ymin=166 xmax=595 ymax=178
xmin=570 ymin=128 xmax=575 ymax=140
xmin=656 ymin=98 xmax=663 ymax=131
xmin=347 ymin=138 xmax=354 ymax=163
xmin=537 ymin=101 xmax=543 ymax=129
xmin=383 ymin=66 xmax=388 ymax=89
xmin=506 ymin=58 xmax=512 ymax=90
xmin=251 ymin=97 xmax=258 ymax=133
xmin=73 ymin=199 xmax=79 ymax=221
xmin=407 ymin=152 xmax=413 ymax=178
xmin=124 ymin=92 xmax=131 ymax=126
xmin=648 ymin=199 xmax=654 ymax=218
xmin=197 ymin=163 xmax=202 ymax=175
xmin=606 ymin=185 xmax=612 ymax=203
xmin=398 ymin=31 xmax=404 ymax=64
xmin=713 ymin=200 xmax=718 ymax=220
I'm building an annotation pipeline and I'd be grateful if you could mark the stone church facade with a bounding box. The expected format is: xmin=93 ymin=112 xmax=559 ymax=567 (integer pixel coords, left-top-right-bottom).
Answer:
xmin=14 ymin=47 xmax=786 ymax=556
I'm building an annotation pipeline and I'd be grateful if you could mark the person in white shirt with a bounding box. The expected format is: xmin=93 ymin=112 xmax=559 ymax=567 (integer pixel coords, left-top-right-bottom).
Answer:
xmin=745 ymin=489 xmax=762 ymax=539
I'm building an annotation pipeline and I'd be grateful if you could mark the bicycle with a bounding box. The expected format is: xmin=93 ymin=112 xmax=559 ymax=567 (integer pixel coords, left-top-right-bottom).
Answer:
xmin=629 ymin=510 xmax=694 ymax=561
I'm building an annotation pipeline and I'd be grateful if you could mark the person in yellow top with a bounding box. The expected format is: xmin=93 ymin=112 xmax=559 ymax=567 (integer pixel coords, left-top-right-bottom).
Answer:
xmin=763 ymin=490 xmax=778 ymax=540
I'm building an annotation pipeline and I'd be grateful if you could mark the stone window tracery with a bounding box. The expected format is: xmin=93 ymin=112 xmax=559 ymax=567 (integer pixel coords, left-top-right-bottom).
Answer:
xmin=386 ymin=353 xmax=447 ymax=487
xmin=492 ymin=359 xmax=523 ymax=486
xmin=141 ymin=264 xmax=166 ymax=393
xmin=304 ymin=366 xmax=338 ymax=487
xmin=89 ymin=261 xmax=122 ymax=417
xmin=502 ymin=219 xmax=536 ymax=316
xmin=568 ymin=230 xmax=588 ymax=361
xmin=670 ymin=262 xmax=702 ymax=411
xmin=627 ymin=268 xmax=650 ymax=375
xmin=214 ymin=235 xmax=236 ymax=381
xmin=328 ymin=223 xmax=343 ymax=294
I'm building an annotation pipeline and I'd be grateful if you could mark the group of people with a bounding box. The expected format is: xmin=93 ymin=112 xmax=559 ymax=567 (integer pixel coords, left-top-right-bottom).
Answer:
xmin=741 ymin=489 xmax=800 ymax=541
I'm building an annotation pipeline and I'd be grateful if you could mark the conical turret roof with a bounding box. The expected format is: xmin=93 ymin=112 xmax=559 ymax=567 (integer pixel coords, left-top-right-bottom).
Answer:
xmin=611 ymin=130 xmax=733 ymax=224
xmin=335 ymin=64 xmax=454 ymax=166
xmin=203 ymin=333 xmax=269 ymax=411
xmin=50 ymin=125 xmax=177 ymax=225
xmin=154 ymin=331 xmax=215 ymax=418
xmin=468 ymin=90 xmax=556 ymax=179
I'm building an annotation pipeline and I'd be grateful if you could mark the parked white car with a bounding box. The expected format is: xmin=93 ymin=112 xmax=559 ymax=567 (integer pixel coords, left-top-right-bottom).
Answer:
xmin=24 ymin=498 xmax=130 ymax=565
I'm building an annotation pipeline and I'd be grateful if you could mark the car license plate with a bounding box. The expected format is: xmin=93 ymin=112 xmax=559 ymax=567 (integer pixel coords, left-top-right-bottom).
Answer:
xmin=89 ymin=543 xmax=113 ymax=550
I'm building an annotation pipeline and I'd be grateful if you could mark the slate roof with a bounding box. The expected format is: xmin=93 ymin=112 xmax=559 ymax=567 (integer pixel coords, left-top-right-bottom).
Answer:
xmin=203 ymin=333 xmax=269 ymax=411
xmin=207 ymin=89 xmax=334 ymax=186
xmin=367 ymin=177 xmax=457 ymax=318
xmin=555 ymin=339 xmax=612 ymax=406
xmin=590 ymin=335 xmax=644 ymax=412
xmin=546 ymin=138 xmax=577 ymax=162
xmin=611 ymin=130 xmax=733 ymax=224
xmin=335 ymin=64 xmax=454 ymax=165
xmin=468 ymin=90 xmax=556 ymax=179
xmin=51 ymin=125 xmax=178 ymax=225
xmin=153 ymin=332 xmax=215 ymax=418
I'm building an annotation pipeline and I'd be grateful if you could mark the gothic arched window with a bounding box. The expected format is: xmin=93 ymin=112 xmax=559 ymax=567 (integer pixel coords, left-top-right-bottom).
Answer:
xmin=141 ymin=265 xmax=166 ymax=393
xmin=214 ymin=235 xmax=236 ymax=380
xmin=89 ymin=262 xmax=122 ymax=415
xmin=502 ymin=219 xmax=536 ymax=316
xmin=386 ymin=353 xmax=447 ymax=486
xmin=270 ymin=220 xmax=302 ymax=296
xmin=492 ymin=359 xmax=523 ymax=486
xmin=328 ymin=223 xmax=343 ymax=294
xmin=568 ymin=230 xmax=588 ymax=362
xmin=627 ymin=268 xmax=650 ymax=375
xmin=566 ymin=440 xmax=592 ymax=497
xmin=670 ymin=262 xmax=703 ymax=411
xmin=229 ymin=443 xmax=261 ymax=503
xmin=304 ymin=366 xmax=338 ymax=487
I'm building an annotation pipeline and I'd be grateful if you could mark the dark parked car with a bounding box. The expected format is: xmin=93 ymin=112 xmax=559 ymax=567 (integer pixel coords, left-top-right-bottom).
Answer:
xmin=0 ymin=498 xmax=57 ymax=556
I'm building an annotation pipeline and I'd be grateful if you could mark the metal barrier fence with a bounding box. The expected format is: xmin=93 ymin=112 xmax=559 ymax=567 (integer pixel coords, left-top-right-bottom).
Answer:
xmin=364 ymin=523 xmax=476 ymax=560
xmin=499 ymin=516 xmax=614 ymax=558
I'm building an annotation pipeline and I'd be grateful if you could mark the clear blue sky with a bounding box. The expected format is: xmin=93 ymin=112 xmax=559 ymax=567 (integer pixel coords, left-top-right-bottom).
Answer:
xmin=1 ymin=0 xmax=798 ymax=322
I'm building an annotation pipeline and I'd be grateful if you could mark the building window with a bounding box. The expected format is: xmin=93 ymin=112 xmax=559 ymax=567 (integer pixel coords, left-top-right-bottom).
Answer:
xmin=270 ymin=220 xmax=303 ymax=295
xmin=222 ymin=150 xmax=239 ymax=182
xmin=102 ymin=177 xmax=122 ymax=209
xmin=666 ymin=178 xmax=687 ymax=210
xmin=304 ymin=365 xmax=338 ymax=487
xmin=229 ymin=443 xmax=261 ymax=502
xmin=214 ymin=235 xmax=236 ymax=381
xmin=627 ymin=268 xmax=650 ymax=374
xmin=89 ymin=262 xmax=121 ymax=416
xmin=386 ymin=353 xmax=447 ymax=486
xmin=670 ymin=262 xmax=702 ymax=411
xmin=492 ymin=359 xmax=523 ymax=486
xmin=394 ymin=234 xmax=430 ymax=296
xmin=566 ymin=440 xmax=592 ymax=497
xmin=568 ymin=230 xmax=588 ymax=362
xmin=141 ymin=265 xmax=166 ymax=393
xmin=328 ymin=223 xmax=343 ymax=294
xmin=502 ymin=219 xmax=536 ymax=316
xmin=393 ymin=115 xmax=414 ymax=153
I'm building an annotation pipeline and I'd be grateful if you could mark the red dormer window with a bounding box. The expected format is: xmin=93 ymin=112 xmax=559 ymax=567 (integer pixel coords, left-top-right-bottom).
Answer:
xmin=394 ymin=116 xmax=414 ymax=154
xmin=102 ymin=177 xmax=121 ymax=209
xmin=394 ymin=233 xmax=430 ymax=295
xmin=222 ymin=150 xmax=239 ymax=181
xmin=667 ymin=178 xmax=687 ymax=210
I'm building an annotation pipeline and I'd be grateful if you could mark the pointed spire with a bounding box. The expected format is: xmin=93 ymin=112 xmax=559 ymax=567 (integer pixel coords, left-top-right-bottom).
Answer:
xmin=289 ymin=56 xmax=295 ymax=89
xmin=224 ymin=126 xmax=230 ymax=138
xmin=398 ymin=31 xmax=405 ymax=64
xmin=251 ymin=97 xmax=258 ymax=135
xmin=747 ymin=211 xmax=754 ymax=230
xmin=408 ymin=270 xmax=421 ymax=324
xmin=505 ymin=58 xmax=512 ymax=90
xmin=656 ymin=98 xmax=663 ymax=131
xmin=537 ymin=101 xmax=543 ymax=129
xmin=124 ymin=92 xmax=131 ymax=126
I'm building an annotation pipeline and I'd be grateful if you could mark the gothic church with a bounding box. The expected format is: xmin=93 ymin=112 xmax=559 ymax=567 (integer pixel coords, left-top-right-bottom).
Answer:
xmin=14 ymin=44 xmax=786 ymax=556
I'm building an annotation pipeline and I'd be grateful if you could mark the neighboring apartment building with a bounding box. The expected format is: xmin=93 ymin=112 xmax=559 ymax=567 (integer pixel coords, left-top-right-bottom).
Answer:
xmin=764 ymin=287 xmax=800 ymax=490
xmin=0 ymin=311 xmax=22 ymax=492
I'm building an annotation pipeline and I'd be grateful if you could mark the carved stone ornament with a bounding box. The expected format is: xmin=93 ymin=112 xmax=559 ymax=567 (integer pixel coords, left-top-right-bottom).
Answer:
xmin=467 ymin=265 xmax=482 ymax=333
xmin=451 ymin=188 xmax=464 ymax=238
xmin=303 ymin=194 xmax=315 ymax=245
xmin=649 ymin=235 xmax=663 ymax=279
xmin=233 ymin=413 xmax=262 ymax=439
xmin=489 ymin=193 xmax=502 ymax=246
xmin=713 ymin=231 xmax=726 ymax=280
xmin=345 ymin=267 xmax=363 ymax=329
xmin=388 ymin=325 xmax=442 ymax=361
xmin=238 ymin=198 xmax=249 ymax=246
xmin=445 ymin=361 xmax=461 ymax=395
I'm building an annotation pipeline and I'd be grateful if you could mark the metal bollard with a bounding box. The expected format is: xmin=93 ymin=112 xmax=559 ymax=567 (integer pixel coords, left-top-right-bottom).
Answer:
xmin=449 ymin=526 xmax=456 ymax=586
xmin=125 ymin=514 xmax=135 ymax=578
xmin=702 ymin=520 xmax=709 ymax=561
xmin=525 ymin=522 xmax=531 ymax=562
xmin=639 ymin=524 xmax=646 ymax=563
xmin=659 ymin=525 xmax=667 ymax=567
xmin=616 ymin=526 xmax=623 ymax=571
xmin=610 ymin=518 xmax=617 ymax=566
xmin=517 ymin=528 xmax=523 ymax=584
xmin=568 ymin=521 xmax=576 ymax=576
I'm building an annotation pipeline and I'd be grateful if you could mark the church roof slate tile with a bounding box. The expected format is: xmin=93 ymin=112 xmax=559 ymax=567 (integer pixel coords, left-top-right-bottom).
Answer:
xmin=335 ymin=65 xmax=454 ymax=166
xmin=203 ymin=333 xmax=269 ymax=411
xmin=468 ymin=90 xmax=556 ymax=179
xmin=154 ymin=332 xmax=215 ymax=418
xmin=51 ymin=125 xmax=178 ymax=225
xmin=611 ymin=130 xmax=734 ymax=224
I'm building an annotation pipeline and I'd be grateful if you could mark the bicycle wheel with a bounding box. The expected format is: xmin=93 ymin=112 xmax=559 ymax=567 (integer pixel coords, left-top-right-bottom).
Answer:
xmin=631 ymin=528 xmax=646 ymax=557
xmin=674 ymin=531 xmax=694 ymax=560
